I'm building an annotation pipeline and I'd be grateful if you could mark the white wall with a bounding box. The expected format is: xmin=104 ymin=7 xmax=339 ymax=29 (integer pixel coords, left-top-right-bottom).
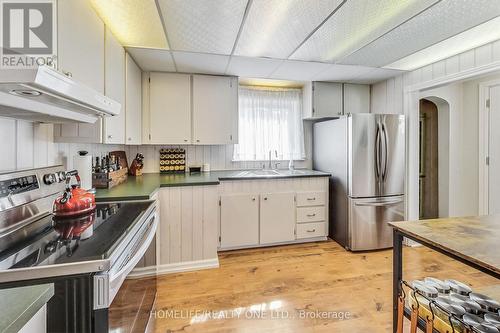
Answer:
xmin=371 ymin=39 xmax=500 ymax=218
xmin=0 ymin=119 xmax=312 ymax=173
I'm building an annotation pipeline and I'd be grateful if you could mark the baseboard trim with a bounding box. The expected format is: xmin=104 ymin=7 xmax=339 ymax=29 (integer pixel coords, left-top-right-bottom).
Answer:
xmin=127 ymin=258 xmax=220 ymax=279
xmin=157 ymin=258 xmax=219 ymax=275
xmin=219 ymin=237 xmax=328 ymax=251
xmin=127 ymin=266 xmax=157 ymax=279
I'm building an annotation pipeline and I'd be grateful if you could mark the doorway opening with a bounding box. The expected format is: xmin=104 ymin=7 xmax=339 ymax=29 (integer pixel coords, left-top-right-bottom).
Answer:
xmin=418 ymin=97 xmax=450 ymax=219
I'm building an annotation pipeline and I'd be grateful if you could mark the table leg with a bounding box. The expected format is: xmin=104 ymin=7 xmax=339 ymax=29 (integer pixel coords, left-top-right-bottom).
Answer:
xmin=393 ymin=229 xmax=403 ymax=333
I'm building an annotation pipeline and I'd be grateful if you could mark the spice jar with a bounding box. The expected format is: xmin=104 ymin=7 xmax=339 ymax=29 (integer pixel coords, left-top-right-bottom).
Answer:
xmin=424 ymin=277 xmax=451 ymax=294
xmin=445 ymin=279 xmax=472 ymax=296
xmin=470 ymin=293 xmax=500 ymax=313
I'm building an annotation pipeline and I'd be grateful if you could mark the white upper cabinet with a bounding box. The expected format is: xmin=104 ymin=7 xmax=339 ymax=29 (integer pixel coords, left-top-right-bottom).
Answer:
xmin=344 ymin=84 xmax=370 ymax=114
xmin=54 ymin=0 xmax=105 ymax=143
xmin=57 ymin=0 xmax=104 ymax=93
xmin=125 ymin=54 xmax=142 ymax=145
xmin=303 ymin=82 xmax=370 ymax=118
xmin=103 ymin=28 xmax=125 ymax=144
xmin=147 ymin=73 xmax=191 ymax=144
xmin=192 ymin=75 xmax=238 ymax=145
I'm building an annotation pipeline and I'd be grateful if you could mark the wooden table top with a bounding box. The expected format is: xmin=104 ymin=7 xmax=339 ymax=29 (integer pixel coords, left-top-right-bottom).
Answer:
xmin=389 ymin=216 xmax=500 ymax=276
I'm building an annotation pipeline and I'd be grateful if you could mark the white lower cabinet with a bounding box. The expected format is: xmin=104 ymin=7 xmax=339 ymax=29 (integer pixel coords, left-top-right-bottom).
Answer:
xmin=260 ymin=192 xmax=295 ymax=244
xmin=220 ymin=194 xmax=259 ymax=248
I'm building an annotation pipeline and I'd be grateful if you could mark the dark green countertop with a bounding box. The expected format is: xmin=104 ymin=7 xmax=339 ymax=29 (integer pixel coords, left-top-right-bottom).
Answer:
xmin=0 ymin=284 xmax=54 ymax=333
xmin=95 ymin=169 xmax=330 ymax=202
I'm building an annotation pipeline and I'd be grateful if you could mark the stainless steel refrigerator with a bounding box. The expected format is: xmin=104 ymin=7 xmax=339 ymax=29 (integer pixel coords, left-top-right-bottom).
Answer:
xmin=313 ymin=114 xmax=405 ymax=251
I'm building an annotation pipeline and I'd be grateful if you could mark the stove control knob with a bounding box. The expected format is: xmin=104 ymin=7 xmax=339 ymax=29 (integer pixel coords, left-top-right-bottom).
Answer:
xmin=57 ymin=171 xmax=67 ymax=182
xmin=43 ymin=173 xmax=56 ymax=185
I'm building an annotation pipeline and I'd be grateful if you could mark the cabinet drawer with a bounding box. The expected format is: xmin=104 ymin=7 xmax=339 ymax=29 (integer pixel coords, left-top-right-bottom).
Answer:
xmin=296 ymin=192 xmax=325 ymax=207
xmin=296 ymin=222 xmax=326 ymax=239
xmin=297 ymin=206 xmax=325 ymax=223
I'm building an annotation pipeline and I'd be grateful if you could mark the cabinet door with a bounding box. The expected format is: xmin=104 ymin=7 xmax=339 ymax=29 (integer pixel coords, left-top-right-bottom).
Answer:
xmin=312 ymin=82 xmax=343 ymax=118
xmin=149 ymin=73 xmax=191 ymax=144
xmin=220 ymin=194 xmax=259 ymax=248
xmin=55 ymin=0 xmax=104 ymax=143
xmin=192 ymin=75 xmax=237 ymax=144
xmin=344 ymin=84 xmax=370 ymax=114
xmin=103 ymin=28 xmax=125 ymax=144
xmin=125 ymin=54 xmax=142 ymax=145
xmin=57 ymin=0 xmax=104 ymax=93
xmin=260 ymin=192 xmax=296 ymax=244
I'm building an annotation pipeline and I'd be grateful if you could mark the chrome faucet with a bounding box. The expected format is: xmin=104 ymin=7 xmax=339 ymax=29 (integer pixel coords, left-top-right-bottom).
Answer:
xmin=268 ymin=150 xmax=279 ymax=169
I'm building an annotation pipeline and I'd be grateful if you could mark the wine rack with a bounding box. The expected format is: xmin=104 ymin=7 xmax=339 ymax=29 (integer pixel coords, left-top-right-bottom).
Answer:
xmin=159 ymin=148 xmax=186 ymax=174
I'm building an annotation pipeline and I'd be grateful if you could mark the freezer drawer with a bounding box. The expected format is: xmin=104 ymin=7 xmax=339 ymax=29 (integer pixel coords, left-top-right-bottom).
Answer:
xmin=349 ymin=196 xmax=404 ymax=251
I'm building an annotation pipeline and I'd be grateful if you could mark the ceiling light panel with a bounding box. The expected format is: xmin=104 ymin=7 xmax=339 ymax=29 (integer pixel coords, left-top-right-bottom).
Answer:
xmin=290 ymin=0 xmax=439 ymax=62
xmin=157 ymin=0 xmax=247 ymax=54
xmin=270 ymin=60 xmax=331 ymax=81
xmin=172 ymin=51 xmax=230 ymax=74
xmin=226 ymin=56 xmax=283 ymax=78
xmin=125 ymin=47 xmax=176 ymax=71
xmin=234 ymin=0 xmax=343 ymax=59
xmin=341 ymin=0 xmax=500 ymax=67
xmin=385 ymin=16 xmax=500 ymax=71
xmin=90 ymin=0 xmax=168 ymax=48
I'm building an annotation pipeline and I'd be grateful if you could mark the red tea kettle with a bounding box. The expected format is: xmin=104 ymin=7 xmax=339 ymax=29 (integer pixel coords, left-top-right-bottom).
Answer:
xmin=53 ymin=170 xmax=96 ymax=217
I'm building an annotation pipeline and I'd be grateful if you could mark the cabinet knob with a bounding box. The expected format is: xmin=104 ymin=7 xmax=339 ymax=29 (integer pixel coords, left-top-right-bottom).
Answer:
xmin=108 ymin=135 xmax=112 ymax=139
xmin=196 ymin=139 xmax=200 ymax=142
xmin=252 ymin=198 xmax=256 ymax=201
xmin=307 ymin=213 xmax=316 ymax=217
xmin=184 ymin=139 xmax=188 ymax=142
xmin=128 ymin=137 xmax=131 ymax=141
xmin=307 ymin=229 xmax=316 ymax=233
xmin=263 ymin=197 xmax=268 ymax=201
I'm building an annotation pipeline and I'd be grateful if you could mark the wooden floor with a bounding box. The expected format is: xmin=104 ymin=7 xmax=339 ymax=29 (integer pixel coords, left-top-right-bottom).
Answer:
xmin=128 ymin=240 xmax=498 ymax=333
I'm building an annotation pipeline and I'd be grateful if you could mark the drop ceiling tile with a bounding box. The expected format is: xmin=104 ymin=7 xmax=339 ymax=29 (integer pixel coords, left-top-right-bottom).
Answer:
xmin=91 ymin=0 xmax=168 ymax=48
xmin=226 ymin=56 xmax=283 ymax=78
xmin=290 ymin=0 xmax=439 ymax=62
xmin=126 ymin=47 xmax=176 ymax=71
xmin=172 ymin=51 xmax=230 ymax=74
xmin=157 ymin=0 xmax=247 ymax=54
xmin=312 ymin=64 xmax=376 ymax=81
xmin=234 ymin=0 xmax=343 ymax=59
xmin=348 ymin=68 xmax=404 ymax=84
xmin=341 ymin=0 xmax=500 ymax=67
xmin=270 ymin=60 xmax=331 ymax=81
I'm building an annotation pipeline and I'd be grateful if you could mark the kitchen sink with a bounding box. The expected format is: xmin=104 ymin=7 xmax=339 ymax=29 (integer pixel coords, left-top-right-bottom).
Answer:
xmin=248 ymin=170 xmax=281 ymax=176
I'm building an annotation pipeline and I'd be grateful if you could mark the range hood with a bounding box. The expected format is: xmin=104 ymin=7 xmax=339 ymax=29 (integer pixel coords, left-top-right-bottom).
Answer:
xmin=0 ymin=66 xmax=121 ymax=123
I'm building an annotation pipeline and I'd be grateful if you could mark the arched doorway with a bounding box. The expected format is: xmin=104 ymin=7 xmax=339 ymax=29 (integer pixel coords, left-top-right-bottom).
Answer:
xmin=418 ymin=96 xmax=450 ymax=219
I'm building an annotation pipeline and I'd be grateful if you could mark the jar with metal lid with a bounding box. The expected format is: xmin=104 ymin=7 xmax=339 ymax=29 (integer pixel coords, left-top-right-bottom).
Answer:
xmin=470 ymin=293 xmax=500 ymax=313
xmin=424 ymin=277 xmax=451 ymax=294
xmin=411 ymin=280 xmax=439 ymax=306
xmin=463 ymin=313 xmax=485 ymax=328
xmin=453 ymin=299 xmax=483 ymax=315
xmin=433 ymin=297 xmax=466 ymax=331
xmin=445 ymin=279 xmax=472 ymax=296
xmin=474 ymin=323 xmax=500 ymax=333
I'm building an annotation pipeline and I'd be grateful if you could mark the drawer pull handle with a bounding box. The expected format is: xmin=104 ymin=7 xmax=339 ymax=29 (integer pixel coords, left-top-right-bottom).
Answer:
xmin=307 ymin=213 xmax=316 ymax=217
xmin=307 ymin=197 xmax=316 ymax=201
xmin=307 ymin=229 xmax=316 ymax=233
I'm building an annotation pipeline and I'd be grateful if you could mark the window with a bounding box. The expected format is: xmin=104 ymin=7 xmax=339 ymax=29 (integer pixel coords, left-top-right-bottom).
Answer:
xmin=233 ymin=86 xmax=305 ymax=161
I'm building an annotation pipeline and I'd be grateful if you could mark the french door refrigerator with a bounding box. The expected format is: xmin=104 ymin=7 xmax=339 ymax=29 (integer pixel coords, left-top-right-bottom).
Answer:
xmin=313 ymin=114 xmax=405 ymax=251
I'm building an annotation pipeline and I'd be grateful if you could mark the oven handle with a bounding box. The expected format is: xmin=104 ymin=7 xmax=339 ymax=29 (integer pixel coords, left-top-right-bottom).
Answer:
xmin=111 ymin=215 xmax=156 ymax=280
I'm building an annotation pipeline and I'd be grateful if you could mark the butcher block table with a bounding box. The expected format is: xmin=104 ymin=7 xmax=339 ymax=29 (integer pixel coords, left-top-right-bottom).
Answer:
xmin=389 ymin=216 xmax=500 ymax=333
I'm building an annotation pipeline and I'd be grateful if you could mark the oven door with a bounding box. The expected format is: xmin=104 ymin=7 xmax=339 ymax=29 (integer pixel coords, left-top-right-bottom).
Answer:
xmin=94 ymin=210 xmax=158 ymax=332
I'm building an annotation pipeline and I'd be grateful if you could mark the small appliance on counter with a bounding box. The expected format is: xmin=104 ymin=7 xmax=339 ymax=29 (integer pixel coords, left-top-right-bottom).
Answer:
xmin=129 ymin=153 xmax=144 ymax=176
xmin=189 ymin=165 xmax=202 ymax=174
xmin=92 ymin=152 xmax=128 ymax=189
xmin=159 ymin=148 xmax=186 ymax=173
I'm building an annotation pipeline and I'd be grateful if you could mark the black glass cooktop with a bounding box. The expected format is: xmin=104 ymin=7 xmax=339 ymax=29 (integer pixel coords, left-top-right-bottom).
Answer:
xmin=0 ymin=201 xmax=154 ymax=270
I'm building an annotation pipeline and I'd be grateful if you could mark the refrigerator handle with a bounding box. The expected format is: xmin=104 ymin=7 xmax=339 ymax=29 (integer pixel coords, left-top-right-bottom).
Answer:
xmin=354 ymin=198 xmax=404 ymax=207
xmin=381 ymin=122 xmax=389 ymax=181
xmin=375 ymin=123 xmax=381 ymax=180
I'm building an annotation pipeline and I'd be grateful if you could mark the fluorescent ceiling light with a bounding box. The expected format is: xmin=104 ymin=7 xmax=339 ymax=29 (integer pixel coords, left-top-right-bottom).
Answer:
xmin=90 ymin=0 xmax=168 ymax=49
xmin=384 ymin=16 xmax=500 ymax=71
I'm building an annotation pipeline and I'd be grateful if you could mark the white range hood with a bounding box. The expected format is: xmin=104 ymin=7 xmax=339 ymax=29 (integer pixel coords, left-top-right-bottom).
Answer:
xmin=0 ymin=66 xmax=121 ymax=123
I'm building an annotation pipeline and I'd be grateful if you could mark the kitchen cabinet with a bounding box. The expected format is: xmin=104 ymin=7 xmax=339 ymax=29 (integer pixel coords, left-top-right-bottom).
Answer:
xmin=192 ymin=75 xmax=238 ymax=144
xmin=103 ymin=28 xmax=125 ymax=144
xmin=125 ymin=54 xmax=142 ymax=145
xmin=57 ymin=0 xmax=104 ymax=93
xmin=220 ymin=194 xmax=259 ymax=248
xmin=344 ymin=84 xmax=370 ymax=114
xmin=147 ymin=73 xmax=191 ymax=144
xmin=303 ymin=82 xmax=370 ymax=119
xmin=260 ymin=192 xmax=295 ymax=244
